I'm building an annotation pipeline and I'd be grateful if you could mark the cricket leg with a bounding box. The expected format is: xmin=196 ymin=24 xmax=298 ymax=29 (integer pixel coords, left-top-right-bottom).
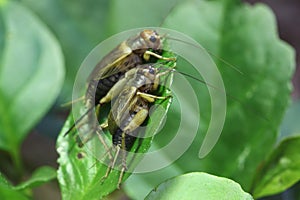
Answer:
xmin=100 ymin=146 xmax=121 ymax=183
xmin=144 ymin=51 xmax=176 ymax=61
xmin=137 ymin=92 xmax=171 ymax=103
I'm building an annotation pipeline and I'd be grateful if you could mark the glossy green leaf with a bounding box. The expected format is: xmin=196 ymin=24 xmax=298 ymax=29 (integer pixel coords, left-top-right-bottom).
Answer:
xmin=251 ymin=136 xmax=300 ymax=198
xmin=57 ymin=115 xmax=117 ymax=200
xmin=145 ymin=172 xmax=253 ymax=200
xmin=0 ymin=1 xmax=64 ymax=167
xmin=14 ymin=166 xmax=57 ymax=190
xmin=124 ymin=0 xmax=295 ymax=199
xmin=0 ymin=171 xmax=29 ymax=200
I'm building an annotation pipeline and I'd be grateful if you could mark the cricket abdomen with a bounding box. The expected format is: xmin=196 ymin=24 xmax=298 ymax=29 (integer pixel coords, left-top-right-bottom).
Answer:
xmin=112 ymin=128 xmax=137 ymax=151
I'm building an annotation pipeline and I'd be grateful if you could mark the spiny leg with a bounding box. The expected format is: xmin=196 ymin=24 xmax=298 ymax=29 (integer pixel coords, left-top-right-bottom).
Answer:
xmin=114 ymin=108 xmax=150 ymax=188
xmin=96 ymin=127 xmax=113 ymax=160
xmin=76 ymin=104 xmax=102 ymax=145
xmin=100 ymin=133 xmax=131 ymax=188
xmin=116 ymin=131 xmax=130 ymax=188
xmin=157 ymin=65 xmax=176 ymax=77
xmin=100 ymin=107 xmax=152 ymax=187
xmin=117 ymin=149 xmax=128 ymax=189
xmin=100 ymin=146 xmax=121 ymax=183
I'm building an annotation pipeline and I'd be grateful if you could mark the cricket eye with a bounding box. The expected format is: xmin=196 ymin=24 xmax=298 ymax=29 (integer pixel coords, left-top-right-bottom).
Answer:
xmin=149 ymin=35 xmax=157 ymax=43
xmin=149 ymin=68 xmax=155 ymax=74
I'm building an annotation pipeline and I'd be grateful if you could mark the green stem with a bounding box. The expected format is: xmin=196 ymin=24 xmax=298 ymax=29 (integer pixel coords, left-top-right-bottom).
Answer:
xmin=0 ymin=93 xmax=23 ymax=179
xmin=11 ymin=146 xmax=23 ymax=178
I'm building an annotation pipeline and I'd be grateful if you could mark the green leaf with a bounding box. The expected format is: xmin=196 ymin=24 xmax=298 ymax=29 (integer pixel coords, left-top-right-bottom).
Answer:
xmin=145 ymin=172 xmax=253 ymax=200
xmin=280 ymin=100 xmax=300 ymax=139
xmin=14 ymin=166 xmax=56 ymax=190
xmin=0 ymin=171 xmax=29 ymax=200
xmin=251 ymin=136 xmax=300 ymax=198
xmin=0 ymin=1 xmax=64 ymax=168
xmin=124 ymin=0 xmax=295 ymax=199
xmin=57 ymin=115 xmax=112 ymax=200
xmin=22 ymin=0 xmax=110 ymax=102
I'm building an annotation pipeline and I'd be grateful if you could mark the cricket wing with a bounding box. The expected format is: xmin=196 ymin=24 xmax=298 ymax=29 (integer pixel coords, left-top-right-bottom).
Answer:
xmin=108 ymin=87 xmax=137 ymax=132
xmin=88 ymin=41 xmax=133 ymax=81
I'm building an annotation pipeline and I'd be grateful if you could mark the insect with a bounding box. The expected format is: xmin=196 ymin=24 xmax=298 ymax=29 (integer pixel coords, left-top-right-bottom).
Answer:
xmin=66 ymin=28 xmax=258 ymax=189
xmin=85 ymin=29 xmax=175 ymax=109
xmin=64 ymin=30 xmax=177 ymax=187
xmin=65 ymin=29 xmax=176 ymax=139
xmin=98 ymin=63 xmax=174 ymax=187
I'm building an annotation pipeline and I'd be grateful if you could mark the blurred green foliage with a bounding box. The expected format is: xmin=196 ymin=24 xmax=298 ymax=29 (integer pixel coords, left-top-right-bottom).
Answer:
xmin=0 ymin=0 xmax=298 ymax=199
xmin=0 ymin=1 xmax=64 ymax=174
xmin=251 ymin=135 xmax=300 ymax=198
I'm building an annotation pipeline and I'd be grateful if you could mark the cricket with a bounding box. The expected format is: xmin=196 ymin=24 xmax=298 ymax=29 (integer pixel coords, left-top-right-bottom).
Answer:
xmin=65 ymin=29 xmax=179 ymax=188
xmin=65 ymin=28 xmax=250 ymax=189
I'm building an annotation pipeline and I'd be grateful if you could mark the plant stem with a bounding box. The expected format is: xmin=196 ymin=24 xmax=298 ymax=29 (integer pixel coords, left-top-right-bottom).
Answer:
xmin=11 ymin=146 xmax=23 ymax=180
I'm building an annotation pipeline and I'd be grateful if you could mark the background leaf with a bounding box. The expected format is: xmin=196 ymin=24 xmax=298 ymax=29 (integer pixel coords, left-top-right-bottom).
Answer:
xmin=145 ymin=172 xmax=253 ymax=200
xmin=57 ymin=115 xmax=125 ymax=200
xmin=108 ymin=0 xmax=179 ymax=33
xmin=124 ymin=0 xmax=295 ymax=199
xmin=14 ymin=166 xmax=56 ymax=191
xmin=0 ymin=171 xmax=29 ymax=200
xmin=0 ymin=1 xmax=64 ymax=169
xmin=22 ymin=0 xmax=110 ymax=102
xmin=280 ymin=100 xmax=300 ymax=139
xmin=251 ymin=135 xmax=300 ymax=198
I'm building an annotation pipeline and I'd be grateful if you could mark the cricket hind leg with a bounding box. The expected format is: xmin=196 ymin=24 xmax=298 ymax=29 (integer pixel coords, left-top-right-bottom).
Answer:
xmin=100 ymin=106 xmax=148 ymax=187
xmin=100 ymin=145 xmax=121 ymax=184
xmin=116 ymin=131 xmax=139 ymax=188
xmin=72 ymin=103 xmax=102 ymax=144
xmin=100 ymin=130 xmax=135 ymax=188
xmin=69 ymin=103 xmax=110 ymax=151
xmin=95 ymin=122 xmax=114 ymax=160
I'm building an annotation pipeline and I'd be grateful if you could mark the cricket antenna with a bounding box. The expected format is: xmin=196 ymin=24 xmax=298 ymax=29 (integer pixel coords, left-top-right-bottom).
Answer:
xmin=174 ymin=70 xmax=218 ymax=90
xmin=166 ymin=36 xmax=244 ymax=75
xmin=171 ymin=69 xmax=270 ymax=123
xmin=61 ymin=96 xmax=85 ymax=107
